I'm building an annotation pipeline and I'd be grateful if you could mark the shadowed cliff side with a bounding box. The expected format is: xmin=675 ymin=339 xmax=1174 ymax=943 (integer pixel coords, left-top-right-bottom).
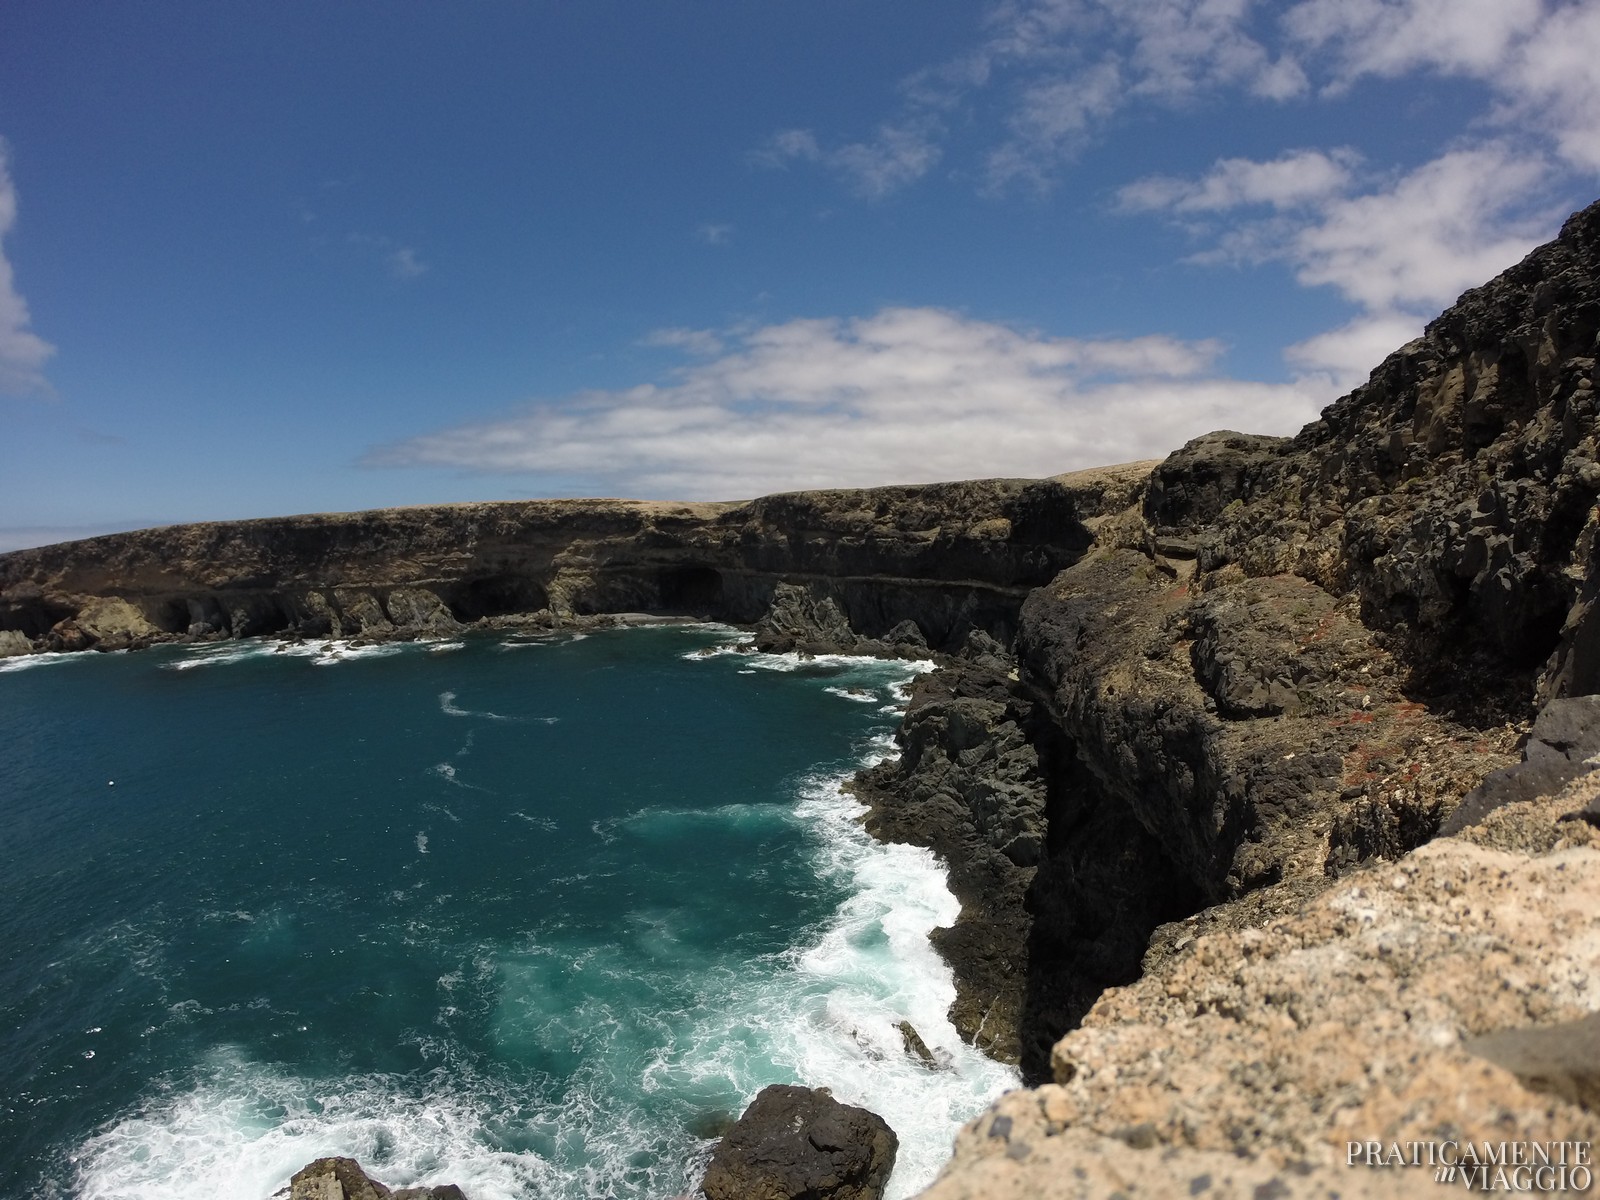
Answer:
xmin=901 ymin=198 xmax=1600 ymax=1197
xmin=848 ymin=198 xmax=1600 ymax=1085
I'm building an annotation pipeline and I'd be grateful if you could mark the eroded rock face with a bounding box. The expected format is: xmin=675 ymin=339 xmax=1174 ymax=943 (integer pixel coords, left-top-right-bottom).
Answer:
xmin=285 ymin=1156 xmax=467 ymax=1200
xmin=701 ymin=1084 xmax=898 ymax=1200
xmin=852 ymin=657 xmax=1046 ymax=1063
xmin=0 ymin=467 xmax=1153 ymax=657
xmin=919 ymin=783 xmax=1600 ymax=1200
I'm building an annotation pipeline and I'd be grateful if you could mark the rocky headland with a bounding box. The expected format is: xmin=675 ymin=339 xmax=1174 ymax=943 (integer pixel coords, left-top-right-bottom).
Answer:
xmin=7 ymin=198 xmax=1600 ymax=1199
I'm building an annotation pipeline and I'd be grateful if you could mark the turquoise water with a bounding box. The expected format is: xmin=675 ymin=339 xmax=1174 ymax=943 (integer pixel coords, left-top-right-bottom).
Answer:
xmin=0 ymin=627 xmax=1015 ymax=1200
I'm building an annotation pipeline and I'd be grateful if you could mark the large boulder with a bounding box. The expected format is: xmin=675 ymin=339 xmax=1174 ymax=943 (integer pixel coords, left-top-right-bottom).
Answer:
xmin=701 ymin=1084 xmax=897 ymax=1200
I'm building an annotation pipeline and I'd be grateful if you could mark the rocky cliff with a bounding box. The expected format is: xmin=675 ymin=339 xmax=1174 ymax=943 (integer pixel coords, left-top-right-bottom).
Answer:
xmin=0 ymin=468 xmax=1151 ymax=657
xmin=6 ymin=192 xmax=1599 ymax=1200
xmin=892 ymin=199 xmax=1600 ymax=1194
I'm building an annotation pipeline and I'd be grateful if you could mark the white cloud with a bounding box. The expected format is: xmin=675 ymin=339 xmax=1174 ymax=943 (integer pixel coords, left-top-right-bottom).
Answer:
xmin=388 ymin=246 xmax=427 ymax=279
xmin=1117 ymin=148 xmax=1358 ymax=213
xmin=1287 ymin=146 xmax=1552 ymax=313
xmin=1500 ymin=1 xmax=1600 ymax=171
xmin=366 ymin=306 xmax=1324 ymax=498
xmin=0 ymin=145 xmax=56 ymax=396
xmin=1283 ymin=0 xmax=1540 ymax=81
xmin=755 ymin=124 xmax=941 ymax=200
xmin=1284 ymin=311 xmax=1427 ymax=393
xmin=1284 ymin=0 xmax=1600 ymax=172
xmin=757 ymin=0 xmax=1600 ymax=199
xmin=641 ymin=326 xmax=725 ymax=356
xmin=1121 ymin=142 xmax=1564 ymax=387
xmin=347 ymin=233 xmax=428 ymax=280
xmin=985 ymin=61 xmax=1125 ymax=193
xmin=696 ymin=222 xmax=733 ymax=245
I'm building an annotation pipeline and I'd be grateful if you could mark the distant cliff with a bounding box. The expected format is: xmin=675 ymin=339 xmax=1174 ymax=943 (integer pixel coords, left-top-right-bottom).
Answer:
xmin=0 ymin=469 xmax=1149 ymax=657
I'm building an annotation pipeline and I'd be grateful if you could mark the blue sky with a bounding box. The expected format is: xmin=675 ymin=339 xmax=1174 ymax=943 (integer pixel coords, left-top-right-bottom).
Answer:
xmin=2 ymin=1 xmax=1598 ymax=549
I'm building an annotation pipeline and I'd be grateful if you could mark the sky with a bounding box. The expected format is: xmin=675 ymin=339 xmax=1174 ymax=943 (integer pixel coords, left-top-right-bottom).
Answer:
xmin=1 ymin=1 xmax=1598 ymax=550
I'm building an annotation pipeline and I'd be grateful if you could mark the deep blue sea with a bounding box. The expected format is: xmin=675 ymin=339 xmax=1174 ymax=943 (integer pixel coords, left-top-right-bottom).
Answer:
xmin=0 ymin=626 xmax=1015 ymax=1200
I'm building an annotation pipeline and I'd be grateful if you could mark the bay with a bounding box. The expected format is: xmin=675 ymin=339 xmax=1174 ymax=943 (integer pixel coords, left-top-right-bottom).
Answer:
xmin=0 ymin=626 xmax=1015 ymax=1200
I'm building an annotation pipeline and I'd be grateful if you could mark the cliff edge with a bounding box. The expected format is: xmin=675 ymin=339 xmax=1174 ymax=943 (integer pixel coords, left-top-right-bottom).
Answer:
xmin=6 ymin=195 xmax=1599 ymax=1200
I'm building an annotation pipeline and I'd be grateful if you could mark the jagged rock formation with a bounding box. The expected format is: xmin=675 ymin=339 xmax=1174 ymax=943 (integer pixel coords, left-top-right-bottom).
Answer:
xmin=284 ymin=1156 xmax=466 ymax=1199
xmin=897 ymin=200 xmax=1600 ymax=1194
xmin=700 ymin=1084 xmax=898 ymax=1200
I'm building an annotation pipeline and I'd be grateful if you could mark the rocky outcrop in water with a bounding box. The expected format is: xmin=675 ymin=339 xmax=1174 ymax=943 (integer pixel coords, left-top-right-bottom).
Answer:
xmin=285 ymin=1157 xmax=466 ymax=1200
xmin=700 ymin=1084 xmax=898 ymax=1200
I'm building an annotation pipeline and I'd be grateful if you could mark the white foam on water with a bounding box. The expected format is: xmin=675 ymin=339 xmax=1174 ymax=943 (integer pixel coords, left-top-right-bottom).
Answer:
xmin=824 ymin=685 xmax=880 ymax=703
xmin=437 ymin=691 xmax=513 ymax=721
xmin=68 ymin=1049 xmax=585 ymax=1200
xmin=428 ymin=642 xmax=466 ymax=653
xmin=0 ymin=650 xmax=83 ymax=673
xmin=494 ymin=637 xmax=553 ymax=651
xmin=756 ymin=770 xmax=1018 ymax=1198
xmin=510 ymin=811 xmax=558 ymax=832
xmin=164 ymin=642 xmax=278 ymax=671
xmin=310 ymin=641 xmax=407 ymax=667
xmin=430 ymin=763 xmax=488 ymax=792
xmin=415 ymin=833 xmax=430 ymax=855
xmin=629 ymin=654 xmax=1016 ymax=1198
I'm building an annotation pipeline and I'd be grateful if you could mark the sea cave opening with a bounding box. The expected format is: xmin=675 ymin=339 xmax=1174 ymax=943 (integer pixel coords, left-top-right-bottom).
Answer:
xmin=656 ymin=565 xmax=725 ymax=614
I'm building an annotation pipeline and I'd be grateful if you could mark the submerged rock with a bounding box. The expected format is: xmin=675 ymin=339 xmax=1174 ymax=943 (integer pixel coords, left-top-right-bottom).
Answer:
xmin=701 ymin=1084 xmax=897 ymax=1200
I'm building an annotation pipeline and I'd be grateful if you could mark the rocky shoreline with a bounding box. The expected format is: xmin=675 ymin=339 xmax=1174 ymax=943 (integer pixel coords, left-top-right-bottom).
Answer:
xmin=8 ymin=197 xmax=1600 ymax=1198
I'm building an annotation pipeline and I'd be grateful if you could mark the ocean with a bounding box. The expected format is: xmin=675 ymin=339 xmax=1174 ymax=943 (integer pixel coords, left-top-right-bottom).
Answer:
xmin=0 ymin=625 xmax=1017 ymax=1200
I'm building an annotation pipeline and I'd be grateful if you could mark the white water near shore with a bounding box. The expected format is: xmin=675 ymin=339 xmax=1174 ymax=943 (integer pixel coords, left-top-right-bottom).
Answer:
xmin=56 ymin=631 xmax=1014 ymax=1200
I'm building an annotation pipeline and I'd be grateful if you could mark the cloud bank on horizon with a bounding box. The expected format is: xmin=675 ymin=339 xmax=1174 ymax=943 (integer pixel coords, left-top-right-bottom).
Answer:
xmin=367 ymin=308 xmax=1326 ymax=498
xmin=373 ymin=0 xmax=1598 ymax=497
xmin=2 ymin=0 xmax=1599 ymax=533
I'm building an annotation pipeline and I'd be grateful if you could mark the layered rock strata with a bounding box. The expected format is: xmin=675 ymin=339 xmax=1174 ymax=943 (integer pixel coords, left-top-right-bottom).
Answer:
xmin=0 ymin=468 xmax=1153 ymax=658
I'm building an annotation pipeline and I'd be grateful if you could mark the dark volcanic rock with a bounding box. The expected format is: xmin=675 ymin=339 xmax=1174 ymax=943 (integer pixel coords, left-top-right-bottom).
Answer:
xmin=753 ymin=581 xmax=861 ymax=655
xmin=700 ymin=1084 xmax=897 ymax=1200
xmin=1441 ymin=694 xmax=1600 ymax=833
xmin=851 ymin=658 xmax=1045 ymax=1063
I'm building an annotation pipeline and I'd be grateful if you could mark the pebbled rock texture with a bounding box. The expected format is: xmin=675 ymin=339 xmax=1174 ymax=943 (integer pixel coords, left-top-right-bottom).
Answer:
xmin=284 ymin=1156 xmax=467 ymax=1200
xmin=700 ymin=1084 xmax=898 ymax=1200
xmin=918 ymin=779 xmax=1600 ymax=1200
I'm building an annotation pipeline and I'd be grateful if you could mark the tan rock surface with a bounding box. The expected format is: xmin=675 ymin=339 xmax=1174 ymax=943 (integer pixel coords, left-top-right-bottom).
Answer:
xmin=918 ymin=785 xmax=1600 ymax=1199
